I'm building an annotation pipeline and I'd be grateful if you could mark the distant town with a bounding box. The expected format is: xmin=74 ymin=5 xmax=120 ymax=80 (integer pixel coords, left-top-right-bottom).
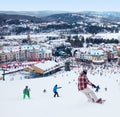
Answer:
xmin=0 ymin=11 xmax=120 ymax=80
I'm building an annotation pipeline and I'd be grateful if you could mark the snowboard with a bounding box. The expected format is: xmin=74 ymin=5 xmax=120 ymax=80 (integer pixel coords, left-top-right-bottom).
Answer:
xmin=96 ymin=98 xmax=106 ymax=104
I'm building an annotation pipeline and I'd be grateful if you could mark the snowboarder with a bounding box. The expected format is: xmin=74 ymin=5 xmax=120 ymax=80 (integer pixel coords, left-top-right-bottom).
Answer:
xmin=23 ymin=86 xmax=30 ymax=99
xmin=78 ymin=70 xmax=102 ymax=103
xmin=53 ymin=84 xmax=62 ymax=97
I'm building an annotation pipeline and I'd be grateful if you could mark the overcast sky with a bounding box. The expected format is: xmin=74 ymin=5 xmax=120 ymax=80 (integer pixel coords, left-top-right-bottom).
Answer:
xmin=0 ymin=0 xmax=120 ymax=12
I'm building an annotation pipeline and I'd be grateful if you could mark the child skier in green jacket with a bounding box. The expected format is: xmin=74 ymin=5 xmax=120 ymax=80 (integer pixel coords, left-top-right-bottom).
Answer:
xmin=23 ymin=86 xmax=30 ymax=99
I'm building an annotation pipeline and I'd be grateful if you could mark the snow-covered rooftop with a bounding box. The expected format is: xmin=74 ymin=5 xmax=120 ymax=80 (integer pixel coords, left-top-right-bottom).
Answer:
xmin=34 ymin=60 xmax=60 ymax=71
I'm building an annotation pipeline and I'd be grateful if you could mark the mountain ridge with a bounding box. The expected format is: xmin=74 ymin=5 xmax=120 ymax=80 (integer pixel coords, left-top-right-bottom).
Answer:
xmin=0 ymin=10 xmax=120 ymax=17
xmin=0 ymin=10 xmax=70 ymax=17
xmin=1 ymin=11 xmax=120 ymax=23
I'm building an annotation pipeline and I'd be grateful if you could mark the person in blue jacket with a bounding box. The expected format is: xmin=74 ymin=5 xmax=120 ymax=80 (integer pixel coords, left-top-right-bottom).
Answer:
xmin=53 ymin=84 xmax=62 ymax=97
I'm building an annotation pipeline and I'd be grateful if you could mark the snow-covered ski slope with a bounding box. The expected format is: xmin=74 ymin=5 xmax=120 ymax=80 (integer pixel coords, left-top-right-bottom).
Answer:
xmin=0 ymin=69 xmax=120 ymax=117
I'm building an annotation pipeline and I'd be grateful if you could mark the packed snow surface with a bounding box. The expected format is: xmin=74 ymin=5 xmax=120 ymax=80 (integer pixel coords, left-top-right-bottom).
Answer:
xmin=0 ymin=68 xmax=120 ymax=117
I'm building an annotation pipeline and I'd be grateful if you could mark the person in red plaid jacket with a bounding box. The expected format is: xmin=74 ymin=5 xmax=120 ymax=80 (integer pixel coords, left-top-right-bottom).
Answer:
xmin=78 ymin=70 xmax=101 ymax=103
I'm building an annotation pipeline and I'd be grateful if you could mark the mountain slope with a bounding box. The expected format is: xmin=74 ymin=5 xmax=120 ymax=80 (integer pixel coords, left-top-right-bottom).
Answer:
xmin=0 ymin=68 xmax=120 ymax=117
xmin=0 ymin=13 xmax=43 ymax=23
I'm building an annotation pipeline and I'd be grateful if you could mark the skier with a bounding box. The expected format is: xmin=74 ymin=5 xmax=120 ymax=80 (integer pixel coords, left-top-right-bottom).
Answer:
xmin=23 ymin=86 xmax=30 ymax=99
xmin=105 ymin=87 xmax=107 ymax=91
xmin=53 ymin=84 xmax=62 ymax=97
xmin=43 ymin=89 xmax=47 ymax=93
xmin=78 ymin=70 xmax=102 ymax=103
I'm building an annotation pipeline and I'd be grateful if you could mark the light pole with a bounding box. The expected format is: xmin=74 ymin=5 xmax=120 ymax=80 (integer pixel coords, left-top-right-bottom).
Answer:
xmin=2 ymin=68 xmax=7 ymax=81
xmin=19 ymin=46 xmax=21 ymax=61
